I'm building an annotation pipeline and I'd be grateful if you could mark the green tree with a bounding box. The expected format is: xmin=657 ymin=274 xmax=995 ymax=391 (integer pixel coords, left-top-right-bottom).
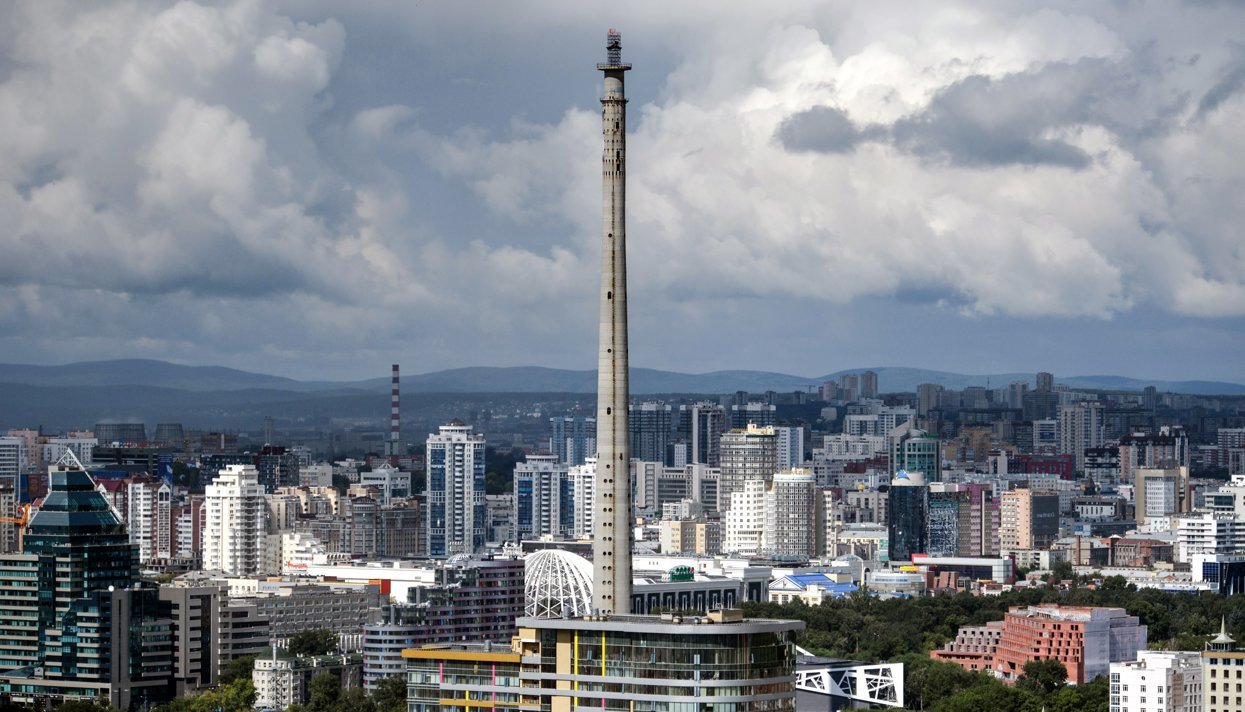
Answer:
xmin=184 ymin=677 xmax=256 ymax=712
xmin=370 ymin=674 xmax=408 ymax=712
xmin=217 ymin=677 xmax=257 ymax=712
xmin=53 ymin=702 xmax=124 ymax=712
xmin=1046 ymin=675 xmax=1108 ymax=712
xmin=1049 ymin=559 xmax=1075 ymax=582
xmin=901 ymin=655 xmax=990 ymax=711
xmin=930 ymin=680 xmax=1028 ymax=712
xmin=288 ymin=628 xmax=339 ymax=657
xmin=1017 ymin=658 xmax=1068 ymax=696
xmin=335 ymin=688 xmax=376 ymax=712
xmin=308 ymin=673 xmax=341 ymax=712
xmin=220 ymin=654 xmax=258 ymax=684
xmin=485 ymin=447 xmax=522 ymax=495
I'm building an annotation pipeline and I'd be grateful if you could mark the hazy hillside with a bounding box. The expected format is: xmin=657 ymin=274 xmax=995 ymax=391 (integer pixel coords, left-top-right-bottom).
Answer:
xmin=0 ymin=359 xmax=1242 ymax=431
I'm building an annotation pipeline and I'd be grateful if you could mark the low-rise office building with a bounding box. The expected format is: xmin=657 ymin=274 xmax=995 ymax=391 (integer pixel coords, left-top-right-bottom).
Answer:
xmin=1110 ymin=651 xmax=1202 ymax=712
xmin=404 ymin=610 xmax=805 ymax=711
xmin=253 ymin=653 xmax=363 ymax=710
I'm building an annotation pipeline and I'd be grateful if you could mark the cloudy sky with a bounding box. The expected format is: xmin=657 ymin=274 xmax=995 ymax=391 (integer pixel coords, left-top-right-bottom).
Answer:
xmin=2 ymin=1 xmax=1244 ymax=383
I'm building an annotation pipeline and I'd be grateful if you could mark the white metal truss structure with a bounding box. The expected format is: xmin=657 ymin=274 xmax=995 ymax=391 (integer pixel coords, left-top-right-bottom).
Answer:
xmin=524 ymin=549 xmax=594 ymax=619
xmin=795 ymin=660 xmax=904 ymax=708
xmin=55 ymin=447 xmax=84 ymax=469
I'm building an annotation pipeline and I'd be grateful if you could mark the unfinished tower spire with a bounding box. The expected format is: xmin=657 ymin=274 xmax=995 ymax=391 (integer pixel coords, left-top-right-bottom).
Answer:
xmin=593 ymin=28 xmax=632 ymax=615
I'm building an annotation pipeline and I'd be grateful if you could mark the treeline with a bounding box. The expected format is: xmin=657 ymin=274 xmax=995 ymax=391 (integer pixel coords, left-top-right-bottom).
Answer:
xmin=744 ymin=577 xmax=1245 ymax=711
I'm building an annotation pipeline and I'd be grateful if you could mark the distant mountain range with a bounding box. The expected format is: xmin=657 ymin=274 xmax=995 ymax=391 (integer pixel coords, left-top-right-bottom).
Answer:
xmin=0 ymin=359 xmax=1241 ymax=431
xmin=1 ymin=359 xmax=1241 ymax=395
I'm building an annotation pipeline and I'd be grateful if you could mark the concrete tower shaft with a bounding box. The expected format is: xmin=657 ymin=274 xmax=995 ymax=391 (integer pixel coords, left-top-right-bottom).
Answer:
xmin=593 ymin=29 xmax=632 ymax=615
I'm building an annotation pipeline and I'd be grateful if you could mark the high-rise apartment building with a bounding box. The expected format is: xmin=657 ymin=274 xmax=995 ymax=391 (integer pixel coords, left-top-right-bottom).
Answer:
xmin=680 ymin=401 xmax=727 ymax=466
xmin=730 ymin=402 xmax=777 ymax=430
xmin=723 ymin=478 xmax=767 ymax=555
xmin=513 ymin=454 xmax=573 ymax=540
xmin=1005 ymin=381 xmax=1029 ymax=409
xmin=203 ymin=464 xmax=267 ymax=575
xmin=1121 ymin=429 xmax=1191 ymax=486
xmin=0 ymin=480 xmax=17 ymax=554
xmin=956 ymin=484 xmax=1000 ymax=557
xmin=820 ymin=380 xmax=839 ymax=402
xmin=763 ymin=470 xmax=816 ymax=557
xmin=861 ymin=370 xmax=879 ymax=399
xmin=362 ymin=557 xmax=524 ymax=690
xmin=998 ymin=489 xmax=1060 ymax=552
xmin=1059 ymin=401 xmax=1106 ymax=472
xmin=127 ymin=475 xmax=174 ymax=564
xmin=255 ymin=446 xmax=300 ymax=493
xmin=839 ymin=374 xmax=860 ymax=403
xmin=629 ymin=402 xmax=671 ymax=464
xmin=717 ymin=424 xmax=778 ymax=513
xmin=378 ymin=499 xmax=422 ymax=558
xmin=1136 ymin=467 xmax=1192 ymax=526
xmin=568 ymin=458 xmax=595 ymax=539
xmin=0 ymin=436 xmax=26 ymax=485
xmin=1036 ymin=371 xmax=1054 ymax=392
xmin=774 ymin=425 xmax=805 ymax=470
xmin=917 ymin=383 xmax=944 ymax=418
xmin=425 ymin=421 xmax=486 ymax=557
xmin=549 ymin=415 xmax=595 ymax=466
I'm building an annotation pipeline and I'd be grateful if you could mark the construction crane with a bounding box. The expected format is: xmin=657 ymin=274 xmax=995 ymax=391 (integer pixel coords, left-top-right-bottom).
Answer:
xmin=0 ymin=503 xmax=31 ymax=551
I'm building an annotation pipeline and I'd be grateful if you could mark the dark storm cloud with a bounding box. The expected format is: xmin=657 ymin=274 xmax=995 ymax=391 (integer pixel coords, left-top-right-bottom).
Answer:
xmin=775 ymin=60 xmax=1134 ymax=168
xmin=1198 ymin=62 xmax=1245 ymax=116
xmin=890 ymin=71 xmax=1094 ymax=169
xmin=776 ymin=105 xmax=884 ymax=153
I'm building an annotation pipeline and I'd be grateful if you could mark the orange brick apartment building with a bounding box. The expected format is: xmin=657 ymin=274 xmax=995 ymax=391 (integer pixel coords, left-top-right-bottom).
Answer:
xmin=932 ymin=605 xmax=1148 ymax=684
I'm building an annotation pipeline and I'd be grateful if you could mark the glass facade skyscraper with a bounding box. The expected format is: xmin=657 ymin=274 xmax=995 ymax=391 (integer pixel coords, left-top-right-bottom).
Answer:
xmin=0 ymin=453 xmax=175 ymax=707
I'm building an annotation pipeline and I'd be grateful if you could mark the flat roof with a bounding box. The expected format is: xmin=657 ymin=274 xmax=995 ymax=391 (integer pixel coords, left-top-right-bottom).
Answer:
xmin=517 ymin=614 xmax=804 ymax=635
xmin=401 ymin=646 xmax=520 ymax=663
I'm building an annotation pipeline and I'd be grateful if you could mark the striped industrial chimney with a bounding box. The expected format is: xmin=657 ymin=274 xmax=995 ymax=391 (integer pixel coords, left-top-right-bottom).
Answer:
xmin=593 ymin=29 xmax=632 ymax=615
xmin=388 ymin=364 xmax=400 ymax=460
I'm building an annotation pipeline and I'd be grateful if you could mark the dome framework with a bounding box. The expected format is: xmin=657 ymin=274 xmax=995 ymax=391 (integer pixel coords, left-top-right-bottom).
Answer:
xmin=525 ymin=549 xmax=594 ymax=619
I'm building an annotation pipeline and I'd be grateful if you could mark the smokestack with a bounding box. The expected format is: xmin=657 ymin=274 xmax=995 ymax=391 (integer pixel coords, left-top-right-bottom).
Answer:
xmin=389 ymin=364 xmax=400 ymax=460
xmin=592 ymin=29 xmax=632 ymax=615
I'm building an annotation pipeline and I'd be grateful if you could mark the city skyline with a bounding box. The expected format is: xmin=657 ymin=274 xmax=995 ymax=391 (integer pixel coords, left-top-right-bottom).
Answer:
xmin=3 ymin=2 xmax=1245 ymax=383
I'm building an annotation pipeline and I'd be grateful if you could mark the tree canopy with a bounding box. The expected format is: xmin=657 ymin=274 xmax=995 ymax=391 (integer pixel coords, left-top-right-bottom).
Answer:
xmin=219 ymin=654 xmax=257 ymax=685
xmin=371 ymin=674 xmax=407 ymax=712
xmin=288 ymin=628 xmax=340 ymax=657
xmin=744 ymin=579 xmax=1245 ymax=710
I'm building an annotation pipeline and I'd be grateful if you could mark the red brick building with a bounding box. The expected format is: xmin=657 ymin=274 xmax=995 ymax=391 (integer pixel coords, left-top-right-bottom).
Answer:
xmin=933 ymin=605 xmax=1147 ymax=685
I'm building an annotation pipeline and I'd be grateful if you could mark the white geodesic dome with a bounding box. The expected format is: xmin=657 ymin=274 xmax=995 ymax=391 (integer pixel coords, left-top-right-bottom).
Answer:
xmin=524 ymin=549 xmax=594 ymax=619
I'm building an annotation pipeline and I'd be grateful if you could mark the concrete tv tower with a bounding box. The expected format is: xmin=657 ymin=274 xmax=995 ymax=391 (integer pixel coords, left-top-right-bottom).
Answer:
xmin=593 ymin=29 xmax=632 ymax=615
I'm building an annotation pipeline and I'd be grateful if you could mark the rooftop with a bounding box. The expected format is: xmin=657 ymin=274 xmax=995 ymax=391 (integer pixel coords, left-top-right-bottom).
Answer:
xmin=517 ymin=613 xmax=804 ymax=636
